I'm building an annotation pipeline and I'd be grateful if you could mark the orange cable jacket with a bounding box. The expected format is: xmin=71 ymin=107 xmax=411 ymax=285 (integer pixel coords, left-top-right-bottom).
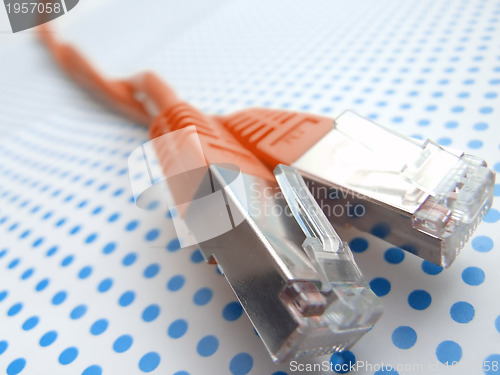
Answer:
xmin=38 ymin=24 xmax=333 ymax=178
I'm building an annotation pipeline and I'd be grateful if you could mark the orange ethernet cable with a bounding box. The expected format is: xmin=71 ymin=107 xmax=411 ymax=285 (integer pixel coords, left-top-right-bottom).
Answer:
xmin=37 ymin=23 xmax=383 ymax=362
xmin=39 ymin=23 xmax=495 ymax=268
xmin=36 ymin=19 xmax=494 ymax=358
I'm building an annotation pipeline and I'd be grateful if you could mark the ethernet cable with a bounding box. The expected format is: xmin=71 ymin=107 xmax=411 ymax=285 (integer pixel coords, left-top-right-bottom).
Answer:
xmin=38 ymin=25 xmax=495 ymax=269
xmin=37 ymin=24 xmax=383 ymax=362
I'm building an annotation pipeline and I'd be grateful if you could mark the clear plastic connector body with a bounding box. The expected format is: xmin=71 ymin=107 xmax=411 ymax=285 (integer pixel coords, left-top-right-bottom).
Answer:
xmin=293 ymin=111 xmax=495 ymax=267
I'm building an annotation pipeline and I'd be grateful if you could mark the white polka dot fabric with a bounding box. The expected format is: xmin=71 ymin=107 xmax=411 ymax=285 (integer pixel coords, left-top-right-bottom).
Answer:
xmin=0 ymin=0 xmax=499 ymax=374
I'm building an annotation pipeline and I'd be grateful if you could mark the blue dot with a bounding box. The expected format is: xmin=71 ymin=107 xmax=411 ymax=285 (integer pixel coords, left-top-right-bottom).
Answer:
xmin=21 ymin=268 xmax=34 ymax=280
xmin=168 ymin=319 xmax=188 ymax=339
xmin=330 ymin=350 xmax=356 ymax=374
xmin=197 ymin=335 xmax=219 ymax=357
xmin=468 ymin=139 xmax=483 ymax=149
xmin=52 ymin=291 xmax=67 ymax=305
xmin=438 ymin=137 xmax=452 ymax=146
xmin=472 ymin=236 xmax=494 ymax=252
xmin=8 ymin=303 xmax=23 ymax=316
xmin=194 ymin=288 xmax=213 ymax=305
xmin=138 ymin=352 xmax=160 ymax=372
xmin=70 ymin=305 xmax=87 ymax=319
xmin=144 ymin=264 xmax=160 ymax=278
xmin=142 ymin=304 xmax=160 ymax=322
xmin=436 ymin=340 xmax=462 ymax=364
xmin=408 ymin=290 xmax=432 ymax=310
xmin=392 ymin=326 xmax=417 ymax=349
xmin=46 ymin=246 xmax=58 ymax=257
xmin=59 ymin=347 xmax=78 ymax=365
xmin=173 ymin=372 xmax=189 ymax=375
xmin=61 ymin=255 xmax=74 ymax=267
xmin=451 ymin=105 xmax=464 ymax=113
xmin=90 ymin=319 xmax=108 ymax=335
xmin=113 ymin=335 xmax=133 ymax=353
xmin=167 ymin=238 xmax=181 ymax=252
xmin=190 ymin=249 xmax=204 ymax=263
xmin=484 ymin=209 xmax=500 ymax=224
xmin=82 ymin=365 xmax=102 ymax=375
xmin=0 ymin=340 xmax=7 ymax=355
xmin=39 ymin=331 xmax=57 ymax=346
xmin=371 ymin=223 xmax=391 ymax=239
xmin=145 ymin=229 xmax=160 ymax=241
xmin=78 ymin=266 xmax=92 ymax=279
xmin=223 ymin=301 xmax=243 ymax=321
xmin=462 ymin=266 xmax=485 ymax=286
xmin=450 ymin=301 xmax=475 ymax=323
xmin=113 ymin=335 xmax=134 ymax=353
xmin=445 ymin=121 xmax=458 ymax=129
xmin=0 ymin=290 xmax=8 ymax=302
xmin=122 ymin=253 xmax=137 ymax=266
xmin=97 ymin=278 xmax=113 ymax=292
xmin=102 ymin=242 xmax=116 ymax=254
xmin=126 ymin=220 xmax=139 ymax=231
xmin=32 ymin=237 xmax=44 ymax=247
xmin=474 ymin=122 xmax=489 ymax=130
xmin=85 ymin=233 xmax=98 ymax=244
xmin=35 ymin=279 xmax=49 ymax=291
xmin=483 ymin=354 xmax=500 ymax=375
xmin=418 ymin=119 xmax=430 ymax=126
xmin=229 ymin=353 xmax=253 ymax=375
xmin=8 ymin=258 xmax=20 ymax=269
xmin=349 ymin=237 xmax=368 ymax=253
xmin=167 ymin=275 xmax=185 ymax=291
xmin=370 ymin=277 xmax=391 ymax=297
xmin=22 ymin=316 xmax=39 ymax=330
xmin=384 ymin=248 xmax=405 ymax=264
xmin=496 ymin=315 xmax=500 ymax=333
xmin=480 ymin=107 xmax=493 ymax=114
xmin=69 ymin=226 xmax=81 ymax=235
xmin=108 ymin=213 xmax=120 ymax=222
xmin=119 ymin=291 xmax=135 ymax=307
xmin=422 ymin=260 xmax=443 ymax=275
xmin=374 ymin=367 xmax=399 ymax=375
xmin=6 ymin=358 xmax=26 ymax=375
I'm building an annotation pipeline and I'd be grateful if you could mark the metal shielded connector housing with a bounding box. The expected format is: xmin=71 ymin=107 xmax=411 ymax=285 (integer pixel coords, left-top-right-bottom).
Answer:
xmin=184 ymin=164 xmax=382 ymax=362
xmin=293 ymin=111 xmax=495 ymax=267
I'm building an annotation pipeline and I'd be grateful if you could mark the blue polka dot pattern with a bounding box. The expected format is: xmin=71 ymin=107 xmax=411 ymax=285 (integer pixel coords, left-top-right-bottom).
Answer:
xmin=384 ymin=248 xmax=405 ymax=264
xmin=138 ymin=352 xmax=160 ymax=372
xmin=421 ymin=260 xmax=443 ymax=275
xmin=222 ymin=301 xmax=243 ymax=321
xmin=462 ymin=266 xmax=486 ymax=286
xmin=113 ymin=335 xmax=133 ymax=353
xmin=472 ymin=236 xmax=494 ymax=252
xmin=6 ymin=358 xmax=26 ymax=375
xmin=168 ymin=319 xmax=188 ymax=339
xmin=436 ymin=340 xmax=462 ymax=365
xmin=142 ymin=305 xmax=160 ymax=322
xmin=330 ymin=351 xmax=356 ymax=374
xmin=391 ymin=326 xmax=417 ymax=349
xmin=408 ymin=290 xmax=432 ymax=310
xmin=349 ymin=237 xmax=368 ymax=253
xmin=58 ymin=347 xmax=78 ymax=365
xmin=450 ymin=302 xmax=475 ymax=324
xmin=370 ymin=278 xmax=391 ymax=297
xmin=229 ymin=353 xmax=254 ymax=375
xmin=483 ymin=354 xmax=500 ymax=375
xmin=196 ymin=335 xmax=219 ymax=357
xmin=0 ymin=1 xmax=499 ymax=373
xmin=193 ymin=288 xmax=213 ymax=305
